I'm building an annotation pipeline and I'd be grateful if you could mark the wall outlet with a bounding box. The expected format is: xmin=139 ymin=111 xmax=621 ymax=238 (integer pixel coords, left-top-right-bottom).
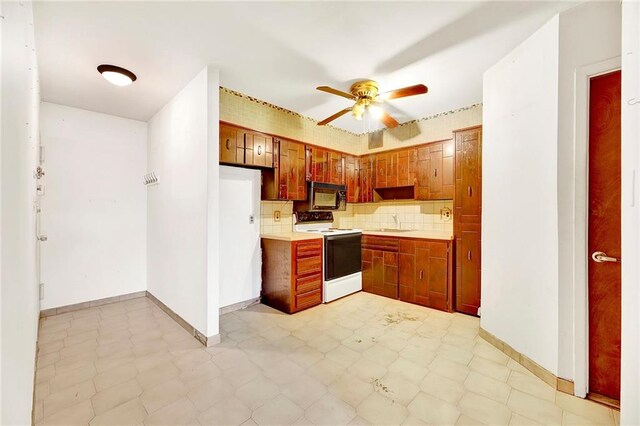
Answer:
xmin=440 ymin=207 xmax=452 ymax=221
xmin=274 ymin=211 xmax=281 ymax=222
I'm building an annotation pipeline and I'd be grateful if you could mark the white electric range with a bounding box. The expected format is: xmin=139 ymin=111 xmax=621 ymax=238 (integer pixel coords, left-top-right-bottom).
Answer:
xmin=294 ymin=212 xmax=362 ymax=303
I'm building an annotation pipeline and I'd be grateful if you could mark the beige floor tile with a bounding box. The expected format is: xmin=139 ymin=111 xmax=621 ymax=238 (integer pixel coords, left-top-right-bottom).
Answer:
xmin=387 ymin=357 xmax=428 ymax=384
xmin=508 ymin=389 xmax=563 ymax=424
xmin=464 ymin=371 xmax=512 ymax=404
xmin=420 ymin=372 xmax=466 ymax=404
xmin=507 ymin=370 xmax=556 ymax=402
xmin=43 ymin=379 xmax=96 ymax=417
xmin=38 ymin=399 xmax=95 ymax=426
xmin=143 ymin=397 xmax=198 ymax=426
xmin=262 ymin=358 xmax=305 ymax=385
xmin=95 ymin=353 xmax=135 ymax=374
xmin=563 ymin=411 xmax=610 ymax=425
xmin=348 ymin=357 xmax=388 ymax=383
xmin=198 ymin=396 xmax=252 ymax=425
xmin=235 ymin=375 xmax=280 ymax=410
xmin=398 ymin=345 xmax=436 ymax=368
xmin=407 ymin=392 xmax=460 ymax=424
xmin=308 ymin=334 xmax=340 ymax=353
xmin=289 ymin=345 xmax=324 ymax=369
xmin=457 ymin=414 xmax=487 ymax=425
xmin=458 ymin=391 xmax=512 ymax=425
xmin=555 ymin=392 xmax=614 ymax=425
xmin=179 ymin=360 xmax=222 ymax=390
xmin=187 ymin=377 xmax=236 ymax=411
xmin=172 ymin=349 xmax=211 ymax=372
xmin=94 ymin=361 xmax=138 ymax=391
xmin=91 ymin=379 xmax=143 ymax=415
xmin=510 ymin=413 xmax=541 ymax=425
xmin=49 ymin=363 xmax=96 ymax=392
xmin=341 ymin=334 xmax=377 ymax=353
xmin=473 ymin=341 xmax=510 ymax=365
xmin=136 ymin=361 xmax=179 ymax=390
xmin=222 ymin=360 xmax=263 ymax=388
xmin=325 ymin=345 xmax=361 ymax=368
xmin=252 ymin=395 xmax=304 ymax=425
xmin=308 ymin=358 xmax=347 ymax=385
xmin=282 ymin=374 xmax=328 ymax=409
xmin=38 ymin=340 xmax=65 ymax=356
xmin=376 ymin=372 xmax=420 ymax=406
xmin=35 ymin=382 xmax=51 ymax=402
xmin=437 ymin=343 xmax=474 ymax=366
xmin=141 ymin=377 xmax=188 ymax=413
xmin=357 ymin=391 xmax=409 ymax=425
xmin=37 ymin=351 xmax=60 ymax=369
xmin=429 ymin=355 xmax=470 ymax=383
xmin=362 ymin=344 xmax=399 ymax=367
xmin=328 ymin=373 xmax=374 ymax=408
xmin=90 ymin=398 xmax=147 ymax=426
xmin=306 ymin=393 xmax=357 ymax=425
xmin=36 ymin=365 xmax=56 ymax=384
xmin=469 ymin=356 xmax=511 ymax=382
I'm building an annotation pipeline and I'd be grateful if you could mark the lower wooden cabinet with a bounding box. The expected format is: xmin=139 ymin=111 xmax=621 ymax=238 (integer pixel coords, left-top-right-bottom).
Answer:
xmin=363 ymin=235 xmax=453 ymax=312
xmin=261 ymin=238 xmax=323 ymax=313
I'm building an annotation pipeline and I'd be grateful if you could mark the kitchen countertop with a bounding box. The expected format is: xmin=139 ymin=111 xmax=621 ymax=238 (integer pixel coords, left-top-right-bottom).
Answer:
xmin=362 ymin=230 xmax=454 ymax=240
xmin=260 ymin=232 xmax=324 ymax=242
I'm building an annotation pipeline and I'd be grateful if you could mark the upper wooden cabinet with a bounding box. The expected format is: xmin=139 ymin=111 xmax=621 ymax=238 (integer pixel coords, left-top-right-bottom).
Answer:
xmin=219 ymin=123 xmax=273 ymax=168
xmin=344 ymin=155 xmax=359 ymax=203
xmin=277 ymin=138 xmax=307 ymax=201
xmin=329 ymin=151 xmax=344 ymax=185
xmin=309 ymin=146 xmax=329 ymax=183
xmin=415 ymin=140 xmax=455 ymax=200
xmin=359 ymin=156 xmax=374 ymax=203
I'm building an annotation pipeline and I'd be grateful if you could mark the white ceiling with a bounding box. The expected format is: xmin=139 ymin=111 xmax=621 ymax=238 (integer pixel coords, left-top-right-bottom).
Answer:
xmin=33 ymin=1 xmax=578 ymax=133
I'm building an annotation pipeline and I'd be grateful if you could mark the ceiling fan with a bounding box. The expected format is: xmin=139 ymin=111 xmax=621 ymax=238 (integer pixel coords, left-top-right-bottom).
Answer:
xmin=315 ymin=80 xmax=428 ymax=128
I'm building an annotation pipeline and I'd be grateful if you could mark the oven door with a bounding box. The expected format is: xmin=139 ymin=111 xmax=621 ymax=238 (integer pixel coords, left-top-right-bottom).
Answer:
xmin=324 ymin=233 xmax=362 ymax=281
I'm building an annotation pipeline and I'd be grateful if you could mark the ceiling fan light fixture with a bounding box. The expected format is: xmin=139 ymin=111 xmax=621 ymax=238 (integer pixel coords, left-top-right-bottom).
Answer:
xmin=368 ymin=104 xmax=384 ymax=120
xmin=352 ymin=103 xmax=365 ymax=120
xmin=97 ymin=64 xmax=137 ymax=86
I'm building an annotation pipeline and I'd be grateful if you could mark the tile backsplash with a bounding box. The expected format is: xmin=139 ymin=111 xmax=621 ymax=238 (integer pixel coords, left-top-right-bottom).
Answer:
xmin=260 ymin=200 xmax=453 ymax=234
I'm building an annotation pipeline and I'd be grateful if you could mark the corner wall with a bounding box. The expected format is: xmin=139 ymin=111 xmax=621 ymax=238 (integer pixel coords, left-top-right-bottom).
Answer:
xmin=147 ymin=67 xmax=220 ymax=338
xmin=39 ymin=103 xmax=147 ymax=310
xmin=0 ymin=1 xmax=41 ymax=423
xmin=481 ymin=16 xmax=561 ymax=374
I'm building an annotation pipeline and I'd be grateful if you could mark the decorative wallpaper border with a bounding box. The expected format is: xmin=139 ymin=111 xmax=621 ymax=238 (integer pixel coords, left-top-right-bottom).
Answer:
xmin=219 ymin=86 xmax=482 ymax=137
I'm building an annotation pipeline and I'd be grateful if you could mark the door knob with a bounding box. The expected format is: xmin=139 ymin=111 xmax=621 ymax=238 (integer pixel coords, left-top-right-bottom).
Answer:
xmin=591 ymin=251 xmax=620 ymax=263
xmin=38 ymin=235 xmax=48 ymax=242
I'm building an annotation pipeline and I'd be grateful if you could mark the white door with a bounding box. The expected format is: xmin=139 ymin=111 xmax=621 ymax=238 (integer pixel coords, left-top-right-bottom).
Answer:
xmin=219 ymin=166 xmax=261 ymax=308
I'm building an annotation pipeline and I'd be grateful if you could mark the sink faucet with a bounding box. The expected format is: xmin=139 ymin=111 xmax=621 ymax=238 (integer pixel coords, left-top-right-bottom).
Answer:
xmin=392 ymin=214 xmax=401 ymax=230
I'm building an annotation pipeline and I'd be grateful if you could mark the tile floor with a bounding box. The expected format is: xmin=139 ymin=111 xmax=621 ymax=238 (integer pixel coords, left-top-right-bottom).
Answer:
xmin=33 ymin=293 xmax=619 ymax=425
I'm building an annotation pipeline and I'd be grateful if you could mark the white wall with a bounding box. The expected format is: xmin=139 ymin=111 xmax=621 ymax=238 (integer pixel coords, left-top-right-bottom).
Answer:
xmin=0 ymin=1 xmax=41 ymax=424
xmin=621 ymin=1 xmax=640 ymax=423
xmin=147 ymin=67 xmax=220 ymax=338
xmin=39 ymin=102 xmax=147 ymax=309
xmin=556 ymin=0 xmax=621 ymax=381
xmin=482 ymin=16 xmax=561 ymax=374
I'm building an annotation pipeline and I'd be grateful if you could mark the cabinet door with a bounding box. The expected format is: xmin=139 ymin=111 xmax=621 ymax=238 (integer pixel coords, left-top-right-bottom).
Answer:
xmin=429 ymin=143 xmax=443 ymax=196
xmin=220 ymin=124 xmax=241 ymax=164
xmin=329 ymin=151 xmax=344 ymax=184
xmin=312 ymin=147 xmax=329 ymax=183
xmin=245 ymin=131 xmax=272 ymax=168
xmin=441 ymin=140 xmax=454 ymax=199
xmin=415 ymin=146 xmax=430 ymax=199
xmin=427 ymin=242 xmax=449 ymax=311
xmin=456 ymin=129 xmax=482 ymax=221
xmin=408 ymin=149 xmax=418 ymax=187
xmin=397 ymin=150 xmax=409 ymax=186
xmin=278 ymin=139 xmax=290 ymax=199
xmin=295 ymin=143 xmax=307 ymax=200
xmin=375 ymin=154 xmax=387 ymax=188
xmin=345 ymin=155 xmax=358 ymax=203
xmin=277 ymin=138 xmax=305 ymax=200
xmin=383 ymin=251 xmax=399 ymax=299
xmin=359 ymin=157 xmax=373 ymax=203
xmin=386 ymin=151 xmax=398 ymax=187
xmin=415 ymin=243 xmax=430 ymax=307
xmin=456 ymin=224 xmax=481 ymax=315
xmin=399 ymin=240 xmax=416 ymax=303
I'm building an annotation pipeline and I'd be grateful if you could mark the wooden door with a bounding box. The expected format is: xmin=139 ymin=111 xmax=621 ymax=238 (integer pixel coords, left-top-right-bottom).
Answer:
xmin=415 ymin=146 xmax=430 ymax=199
xmin=220 ymin=124 xmax=241 ymax=164
xmin=386 ymin=151 xmax=398 ymax=187
xmin=329 ymin=151 xmax=343 ymax=184
xmin=588 ymin=70 xmax=621 ymax=402
xmin=376 ymin=154 xmax=387 ymax=188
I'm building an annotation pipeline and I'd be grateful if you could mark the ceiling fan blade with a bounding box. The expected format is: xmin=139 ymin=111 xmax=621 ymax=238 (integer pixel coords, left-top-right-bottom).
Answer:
xmin=316 ymin=86 xmax=356 ymax=100
xmin=317 ymin=108 xmax=352 ymax=126
xmin=380 ymin=84 xmax=428 ymax=101
xmin=380 ymin=111 xmax=399 ymax=128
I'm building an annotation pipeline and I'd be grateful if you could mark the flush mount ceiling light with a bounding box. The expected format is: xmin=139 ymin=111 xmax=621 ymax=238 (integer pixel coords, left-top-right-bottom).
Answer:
xmin=97 ymin=64 xmax=137 ymax=86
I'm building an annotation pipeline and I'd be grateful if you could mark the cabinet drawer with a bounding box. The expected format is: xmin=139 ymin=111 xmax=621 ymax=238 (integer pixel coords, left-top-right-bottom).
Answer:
xmin=295 ymin=273 xmax=322 ymax=294
xmin=296 ymin=241 xmax=322 ymax=258
xmin=295 ymin=289 xmax=322 ymax=311
xmin=296 ymin=256 xmax=322 ymax=276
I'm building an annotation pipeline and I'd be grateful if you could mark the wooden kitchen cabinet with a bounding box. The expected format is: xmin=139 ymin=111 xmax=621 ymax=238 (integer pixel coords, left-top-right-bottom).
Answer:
xmin=364 ymin=235 xmax=453 ymax=312
xmin=277 ymin=138 xmax=307 ymax=201
xmin=416 ymin=140 xmax=455 ymax=200
xmin=328 ymin=151 xmax=344 ymax=185
xmin=359 ymin=155 xmax=374 ymax=203
xmin=454 ymin=126 xmax=482 ymax=316
xmin=219 ymin=123 xmax=273 ymax=168
xmin=375 ymin=153 xmax=387 ymax=188
xmin=386 ymin=151 xmax=398 ymax=188
xmin=345 ymin=155 xmax=359 ymax=203
xmin=262 ymin=238 xmax=323 ymax=314
xmin=309 ymin=146 xmax=330 ymax=183
xmin=362 ymin=236 xmax=399 ymax=299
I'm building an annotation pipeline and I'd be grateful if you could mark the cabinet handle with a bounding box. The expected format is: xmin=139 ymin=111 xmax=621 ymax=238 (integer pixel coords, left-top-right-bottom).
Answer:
xmin=434 ymin=168 xmax=438 ymax=177
xmin=467 ymin=250 xmax=472 ymax=261
xmin=419 ymin=270 xmax=424 ymax=280
xmin=291 ymin=168 xmax=295 ymax=178
xmin=468 ymin=186 xmax=472 ymax=197
xmin=257 ymin=145 xmax=262 ymax=155
xmin=226 ymin=139 xmax=231 ymax=150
